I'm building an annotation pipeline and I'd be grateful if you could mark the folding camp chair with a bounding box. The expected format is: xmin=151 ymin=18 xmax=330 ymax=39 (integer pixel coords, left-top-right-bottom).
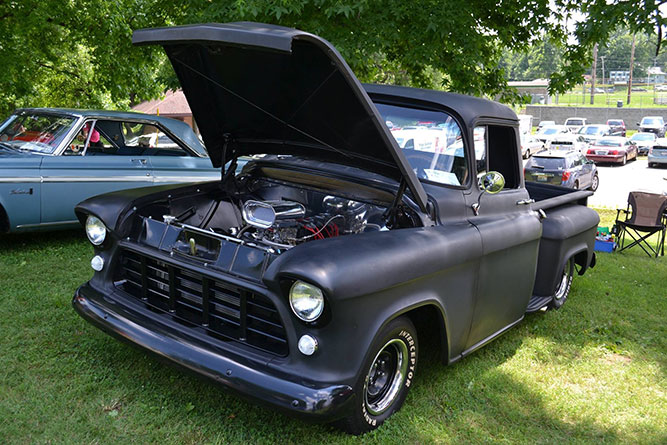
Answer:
xmin=613 ymin=191 xmax=667 ymax=257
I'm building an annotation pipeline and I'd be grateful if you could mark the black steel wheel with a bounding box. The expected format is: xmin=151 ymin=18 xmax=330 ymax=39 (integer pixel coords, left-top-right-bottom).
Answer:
xmin=336 ymin=316 xmax=418 ymax=435
xmin=589 ymin=173 xmax=599 ymax=192
xmin=548 ymin=257 xmax=574 ymax=310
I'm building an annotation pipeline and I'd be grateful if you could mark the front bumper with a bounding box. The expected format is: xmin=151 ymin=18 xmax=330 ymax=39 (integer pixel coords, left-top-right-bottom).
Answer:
xmin=72 ymin=283 xmax=355 ymax=421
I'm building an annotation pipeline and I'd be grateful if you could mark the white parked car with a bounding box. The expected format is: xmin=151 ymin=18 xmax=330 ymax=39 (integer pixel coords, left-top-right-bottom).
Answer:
xmin=564 ymin=117 xmax=587 ymax=133
xmin=536 ymin=125 xmax=570 ymax=143
xmin=630 ymin=132 xmax=658 ymax=155
xmin=547 ymin=133 xmax=590 ymax=153
xmin=577 ymin=124 xmax=612 ymax=144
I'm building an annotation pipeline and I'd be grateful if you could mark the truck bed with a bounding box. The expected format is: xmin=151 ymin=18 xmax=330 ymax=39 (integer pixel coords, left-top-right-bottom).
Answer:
xmin=526 ymin=181 xmax=593 ymax=210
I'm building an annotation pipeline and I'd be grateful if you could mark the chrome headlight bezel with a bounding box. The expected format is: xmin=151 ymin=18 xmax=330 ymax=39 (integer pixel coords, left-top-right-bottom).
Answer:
xmin=289 ymin=280 xmax=325 ymax=322
xmin=85 ymin=215 xmax=107 ymax=246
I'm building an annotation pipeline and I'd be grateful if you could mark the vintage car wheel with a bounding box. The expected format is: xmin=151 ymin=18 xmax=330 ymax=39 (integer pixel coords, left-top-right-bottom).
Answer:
xmin=589 ymin=173 xmax=599 ymax=192
xmin=336 ymin=316 xmax=418 ymax=435
xmin=549 ymin=257 xmax=574 ymax=310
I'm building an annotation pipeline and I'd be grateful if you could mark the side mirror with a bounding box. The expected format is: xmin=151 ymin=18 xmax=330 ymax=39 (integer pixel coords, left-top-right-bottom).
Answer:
xmin=478 ymin=171 xmax=505 ymax=194
xmin=472 ymin=171 xmax=505 ymax=216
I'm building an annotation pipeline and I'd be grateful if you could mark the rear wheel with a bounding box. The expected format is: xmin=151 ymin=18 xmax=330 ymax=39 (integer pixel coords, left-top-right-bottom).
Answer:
xmin=549 ymin=257 xmax=574 ymax=310
xmin=573 ymin=180 xmax=579 ymax=190
xmin=336 ymin=316 xmax=418 ymax=435
xmin=589 ymin=173 xmax=599 ymax=192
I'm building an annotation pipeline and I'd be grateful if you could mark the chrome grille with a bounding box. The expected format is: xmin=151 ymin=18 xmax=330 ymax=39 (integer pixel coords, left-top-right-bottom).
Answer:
xmin=115 ymin=249 xmax=288 ymax=356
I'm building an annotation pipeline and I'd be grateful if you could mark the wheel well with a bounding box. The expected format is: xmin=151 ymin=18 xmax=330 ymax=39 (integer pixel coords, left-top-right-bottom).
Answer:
xmin=402 ymin=304 xmax=448 ymax=365
xmin=0 ymin=205 xmax=9 ymax=233
xmin=574 ymin=249 xmax=590 ymax=275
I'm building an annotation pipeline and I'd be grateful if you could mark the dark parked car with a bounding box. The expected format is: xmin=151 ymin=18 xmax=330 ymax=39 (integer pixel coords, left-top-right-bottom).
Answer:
xmin=73 ymin=22 xmax=599 ymax=435
xmin=585 ymin=137 xmax=638 ymax=165
xmin=524 ymin=150 xmax=599 ymax=191
xmin=638 ymin=116 xmax=666 ymax=138
xmin=0 ymin=109 xmax=218 ymax=233
xmin=606 ymin=119 xmax=626 ymax=137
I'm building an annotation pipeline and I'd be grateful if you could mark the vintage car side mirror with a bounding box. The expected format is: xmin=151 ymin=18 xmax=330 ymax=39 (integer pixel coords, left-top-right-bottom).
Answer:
xmin=472 ymin=171 xmax=505 ymax=215
xmin=478 ymin=171 xmax=505 ymax=194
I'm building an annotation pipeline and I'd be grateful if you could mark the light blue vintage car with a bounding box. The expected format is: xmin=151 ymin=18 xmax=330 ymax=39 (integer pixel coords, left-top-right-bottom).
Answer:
xmin=0 ymin=108 xmax=220 ymax=233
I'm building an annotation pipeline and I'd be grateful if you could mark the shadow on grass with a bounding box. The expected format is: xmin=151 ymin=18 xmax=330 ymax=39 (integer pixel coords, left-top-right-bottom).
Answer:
xmin=0 ymin=229 xmax=86 ymax=252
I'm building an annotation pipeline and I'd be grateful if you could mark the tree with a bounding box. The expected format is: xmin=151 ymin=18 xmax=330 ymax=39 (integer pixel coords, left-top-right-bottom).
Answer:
xmin=0 ymin=0 xmax=183 ymax=116
xmin=0 ymin=0 xmax=664 ymax=114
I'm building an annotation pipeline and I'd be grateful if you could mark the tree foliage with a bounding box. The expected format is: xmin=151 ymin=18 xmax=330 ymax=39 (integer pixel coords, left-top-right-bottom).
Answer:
xmin=0 ymin=0 xmax=664 ymax=115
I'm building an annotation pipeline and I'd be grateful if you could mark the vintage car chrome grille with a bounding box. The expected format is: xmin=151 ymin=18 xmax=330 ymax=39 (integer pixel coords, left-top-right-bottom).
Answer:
xmin=114 ymin=249 xmax=288 ymax=356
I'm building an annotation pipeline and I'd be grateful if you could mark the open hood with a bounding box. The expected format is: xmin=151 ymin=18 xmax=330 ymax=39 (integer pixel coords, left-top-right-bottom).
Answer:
xmin=133 ymin=22 xmax=427 ymax=211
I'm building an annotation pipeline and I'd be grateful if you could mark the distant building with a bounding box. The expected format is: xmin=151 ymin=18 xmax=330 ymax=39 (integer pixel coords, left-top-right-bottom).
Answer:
xmin=609 ymin=71 xmax=630 ymax=84
xmin=507 ymin=79 xmax=553 ymax=104
xmin=647 ymin=67 xmax=666 ymax=85
xmin=132 ymin=90 xmax=197 ymax=133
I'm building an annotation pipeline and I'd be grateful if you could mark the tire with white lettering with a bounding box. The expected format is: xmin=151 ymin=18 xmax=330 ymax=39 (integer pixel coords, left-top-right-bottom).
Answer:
xmin=336 ymin=316 xmax=418 ymax=435
xmin=548 ymin=257 xmax=574 ymax=310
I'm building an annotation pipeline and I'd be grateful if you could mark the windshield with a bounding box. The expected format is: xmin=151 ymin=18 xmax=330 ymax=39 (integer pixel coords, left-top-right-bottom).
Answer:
xmin=566 ymin=119 xmax=584 ymax=126
xmin=527 ymin=157 xmax=565 ymax=169
xmin=376 ymin=103 xmax=468 ymax=187
xmin=0 ymin=113 xmax=76 ymax=154
xmin=579 ymin=126 xmax=602 ymax=135
xmin=540 ymin=128 xmax=560 ymax=135
xmin=595 ymin=139 xmax=622 ymax=147
xmin=631 ymin=133 xmax=655 ymax=141
xmin=641 ymin=118 xmax=663 ymax=125
xmin=607 ymin=120 xmax=623 ymax=126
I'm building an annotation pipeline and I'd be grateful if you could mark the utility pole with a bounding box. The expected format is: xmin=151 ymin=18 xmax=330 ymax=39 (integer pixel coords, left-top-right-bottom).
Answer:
xmin=590 ymin=44 xmax=598 ymax=104
xmin=627 ymin=34 xmax=636 ymax=105
xmin=600 ymin=56 xmax=606 ymax=89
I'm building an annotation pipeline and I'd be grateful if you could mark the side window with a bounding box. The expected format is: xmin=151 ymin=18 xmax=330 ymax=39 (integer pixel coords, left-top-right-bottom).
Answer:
xmin=572 ymin=156 xmax=582 ymax=167
xmin=474 ymin=125 xmax=521 ymax=189
xmin=64 ymin=120 xmax=113 ymax=156
xmin=122 ymin=123 xmax=189 ymax=156
xmin=376 ymin=103 xmax=469 ymax=187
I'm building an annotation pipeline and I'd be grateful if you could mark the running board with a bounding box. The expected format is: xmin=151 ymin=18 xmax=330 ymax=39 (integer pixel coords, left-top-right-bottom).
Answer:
xmin=526 ymin=295 xmax=553 ymax=313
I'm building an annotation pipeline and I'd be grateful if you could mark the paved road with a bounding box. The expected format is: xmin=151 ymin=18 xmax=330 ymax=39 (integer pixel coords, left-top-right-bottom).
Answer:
xmin=588 ymin=158 xmax=667 ymax=208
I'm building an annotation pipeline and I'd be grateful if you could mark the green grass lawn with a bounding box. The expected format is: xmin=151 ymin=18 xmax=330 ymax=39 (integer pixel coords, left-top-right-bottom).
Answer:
xmin=1 ymin=212 xmax=665 ymax=444
xmin=554 ymin=88 xmax=667 ymax=108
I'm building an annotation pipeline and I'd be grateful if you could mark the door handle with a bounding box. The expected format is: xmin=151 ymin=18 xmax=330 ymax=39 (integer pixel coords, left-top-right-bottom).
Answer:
xmin=132 ymin=158 xmax=147 ymax=165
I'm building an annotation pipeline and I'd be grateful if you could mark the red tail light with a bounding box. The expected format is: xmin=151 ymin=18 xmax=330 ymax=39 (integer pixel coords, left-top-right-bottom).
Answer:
xmin=609 ymin=150 xmax=618 ymax=155
xmin=562 ymin=171 xmax=571 ymax=182
xmin=649 ymin=147 xmax=653 ymax=155
xmin=587 ymin=149 xmax=595 ymax=154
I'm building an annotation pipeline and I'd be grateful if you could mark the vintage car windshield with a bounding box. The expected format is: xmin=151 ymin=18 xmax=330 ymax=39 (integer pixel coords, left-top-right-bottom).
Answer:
xmin=0 ymin=113 xmax=75 ymax=154
xmin=376 ymin=103 xmax=468 ymax=187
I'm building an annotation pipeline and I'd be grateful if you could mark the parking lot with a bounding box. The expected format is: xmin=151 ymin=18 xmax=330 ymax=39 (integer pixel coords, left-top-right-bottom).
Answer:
xmin=588 ymin=158 xmax=667 ymax=208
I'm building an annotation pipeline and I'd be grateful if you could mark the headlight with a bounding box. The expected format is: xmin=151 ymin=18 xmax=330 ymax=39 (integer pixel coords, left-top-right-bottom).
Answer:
xmin=289 ymin=280 xmax=324 ymax=322
xmin=85 ymin=215 xmax=107 ymax=246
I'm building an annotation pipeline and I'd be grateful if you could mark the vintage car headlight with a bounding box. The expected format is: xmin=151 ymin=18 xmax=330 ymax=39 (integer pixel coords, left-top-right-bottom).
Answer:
xmin=289 ymin=280 xmax=324 ymax=322
xmin=85 ymin=215 xmax=107 ymax=246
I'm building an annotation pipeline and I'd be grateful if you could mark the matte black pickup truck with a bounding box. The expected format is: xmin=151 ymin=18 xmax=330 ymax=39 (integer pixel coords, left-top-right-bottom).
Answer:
xmin=72 ymin=22 xmax=599 ymax=434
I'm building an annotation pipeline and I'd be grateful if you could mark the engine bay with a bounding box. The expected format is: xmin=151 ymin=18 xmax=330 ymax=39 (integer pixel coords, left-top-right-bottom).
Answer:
xmin=135 ymin=172 xmax=422 ymax=254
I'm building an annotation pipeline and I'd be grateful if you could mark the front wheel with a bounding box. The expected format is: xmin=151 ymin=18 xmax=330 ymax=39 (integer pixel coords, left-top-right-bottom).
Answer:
xmin=336 ymin=316 xmax=418 ymax=435
xmin=549 ymin=257 xmax=574 ymax=310
xmin=621 ymin=155 xmax=627 ymax=166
